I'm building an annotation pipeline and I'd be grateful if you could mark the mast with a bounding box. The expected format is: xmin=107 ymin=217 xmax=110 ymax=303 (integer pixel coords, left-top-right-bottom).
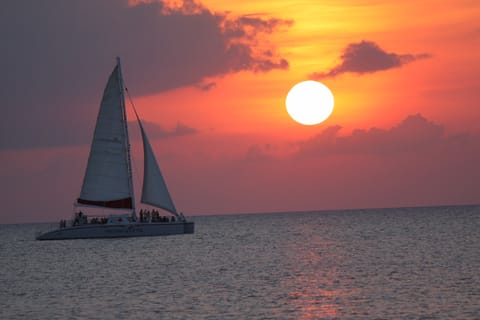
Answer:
xmin=116 ymin=57 xmax=136 ymax=217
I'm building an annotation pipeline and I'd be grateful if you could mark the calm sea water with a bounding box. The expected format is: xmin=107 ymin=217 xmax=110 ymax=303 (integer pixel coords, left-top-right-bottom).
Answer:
xmin=1 ymin=206 xmax=479 ymax=319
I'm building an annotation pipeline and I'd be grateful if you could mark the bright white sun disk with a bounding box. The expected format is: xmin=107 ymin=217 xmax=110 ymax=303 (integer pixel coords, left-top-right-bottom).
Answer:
xmin=286 ymin=80 xmax=334 ymax=125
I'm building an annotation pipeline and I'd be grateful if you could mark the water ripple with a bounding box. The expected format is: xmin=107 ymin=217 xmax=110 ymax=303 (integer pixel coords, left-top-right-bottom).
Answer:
xmin=1 ymin=206 xmax=479 ymax=319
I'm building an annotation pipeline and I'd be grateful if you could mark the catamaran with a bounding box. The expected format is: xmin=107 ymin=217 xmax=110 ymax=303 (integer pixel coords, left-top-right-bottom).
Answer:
xmin=36 ymin=58 xmax=194 ymax=240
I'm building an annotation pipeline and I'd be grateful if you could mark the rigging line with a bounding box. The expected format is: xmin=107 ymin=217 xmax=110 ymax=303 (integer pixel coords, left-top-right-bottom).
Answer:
xmin=124 ymin=87 xmax=142 ymax=201
xmin=125 ymin=87 xmax=143 ymax=124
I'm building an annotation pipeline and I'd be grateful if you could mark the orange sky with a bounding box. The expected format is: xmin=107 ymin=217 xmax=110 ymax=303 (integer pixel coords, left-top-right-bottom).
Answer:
xmin=1 ymin=0 xmax=479 ymax=223
xmin=137 ymin=0 xmax=479 ymax=136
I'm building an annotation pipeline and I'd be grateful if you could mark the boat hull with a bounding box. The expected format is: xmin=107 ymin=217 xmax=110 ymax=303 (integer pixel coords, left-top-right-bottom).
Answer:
xmin=36 ymin=222 xmax=194 ymax=240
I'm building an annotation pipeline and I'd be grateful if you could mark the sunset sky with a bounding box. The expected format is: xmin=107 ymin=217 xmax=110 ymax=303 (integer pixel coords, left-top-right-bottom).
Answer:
xmin=1 ymin=0 xmax=479 ymax=223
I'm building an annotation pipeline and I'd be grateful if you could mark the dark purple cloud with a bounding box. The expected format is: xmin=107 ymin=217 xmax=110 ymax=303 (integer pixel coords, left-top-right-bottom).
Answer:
xmin=311 ymin=40 xmax=431 ymax=79
xmin=0 ymin=0 xmax=290 ymax=149
xmin=292 ymin=114 xmax=480 ymax=210
xmin=297 ymin=114 xmax=453 ymax=157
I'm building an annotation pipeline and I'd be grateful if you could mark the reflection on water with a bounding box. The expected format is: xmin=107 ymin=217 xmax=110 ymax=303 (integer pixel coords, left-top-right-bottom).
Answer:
xmin=1 ymin=206 xmax=479 ymax=319
xmin=286 ymin=207 xmax=480 ymax=319
xmin=283 ymin=218 xmax=350 ymax=319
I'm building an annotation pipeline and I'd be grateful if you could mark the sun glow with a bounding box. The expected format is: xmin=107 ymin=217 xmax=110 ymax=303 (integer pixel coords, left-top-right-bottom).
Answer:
xmin=286 ymin=80 xmax=335 ymax=125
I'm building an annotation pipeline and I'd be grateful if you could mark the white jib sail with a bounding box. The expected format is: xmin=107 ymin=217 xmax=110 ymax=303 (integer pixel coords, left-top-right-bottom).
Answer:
xmin=138 ymin=121 xmax=179 ymax=217
xmin=77 ymin=64 xmax=133 ymax=209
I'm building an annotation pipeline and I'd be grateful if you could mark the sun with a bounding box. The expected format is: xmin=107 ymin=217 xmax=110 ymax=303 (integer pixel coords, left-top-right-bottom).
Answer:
xmin=285 ymin=80 xmax=335 ymax=125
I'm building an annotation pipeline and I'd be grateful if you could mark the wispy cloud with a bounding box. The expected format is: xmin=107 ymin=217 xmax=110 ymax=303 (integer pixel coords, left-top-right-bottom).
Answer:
xmin=136 ymin=121 xmax=199 ymax=140
xmin=311 ymin=40 xmax=431 ymax=79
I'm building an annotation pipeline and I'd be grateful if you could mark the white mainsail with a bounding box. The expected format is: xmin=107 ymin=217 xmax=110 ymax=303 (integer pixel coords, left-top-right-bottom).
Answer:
xmin=137 ymin=119 xmax=179 ymax=217
xmin=77 ymin=62 xmax=134 ymax=209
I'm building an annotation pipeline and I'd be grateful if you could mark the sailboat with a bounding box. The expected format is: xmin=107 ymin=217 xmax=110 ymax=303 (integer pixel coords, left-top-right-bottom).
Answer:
xmin=37 ymin=58 xmax=194 ymax=240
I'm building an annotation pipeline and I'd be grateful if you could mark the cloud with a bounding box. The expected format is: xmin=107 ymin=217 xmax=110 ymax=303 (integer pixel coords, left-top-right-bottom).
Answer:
xmin=139 ymin=121 xmax=199 ymax=139
xmin=222 ymin=15 xmax=292 ymax=72
xmin=291 ymin=114 xmax=480 ymax=210
xmin=297 ymin=114 xmax=451 ymax=157
xmin=0 ymin=0 xmax=290 ymax=149
xmin=311 ymin=40 xmax=431 ymax=79
xmin=0 ymin=119 xmax=198 ymax=150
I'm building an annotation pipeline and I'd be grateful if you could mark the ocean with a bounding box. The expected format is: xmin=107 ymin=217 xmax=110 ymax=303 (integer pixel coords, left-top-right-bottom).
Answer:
xmin=1 ymin=206 xmax=479 ymax=319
